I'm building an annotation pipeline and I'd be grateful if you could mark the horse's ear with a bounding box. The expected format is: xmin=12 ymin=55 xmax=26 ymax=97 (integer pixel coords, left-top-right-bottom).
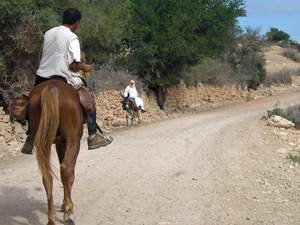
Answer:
xmin=119 ymin=92 xmax=124 ymax=98
xmin=127 ymin=93 xmax=130 ymax=98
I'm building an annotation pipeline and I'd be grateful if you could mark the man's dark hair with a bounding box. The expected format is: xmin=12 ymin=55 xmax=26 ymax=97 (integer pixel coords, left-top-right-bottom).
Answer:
xmin=63 ymin=8 xmax=81 ymax=25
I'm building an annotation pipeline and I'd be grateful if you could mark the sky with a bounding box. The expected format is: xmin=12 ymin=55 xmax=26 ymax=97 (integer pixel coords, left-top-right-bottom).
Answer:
xmin=238 ymin=0 xmax=300 ymax=42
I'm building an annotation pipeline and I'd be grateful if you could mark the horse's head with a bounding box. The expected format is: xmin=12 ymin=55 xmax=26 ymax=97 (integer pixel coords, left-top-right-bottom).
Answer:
xmin=121 ymin=92 xmax=131 ymax=111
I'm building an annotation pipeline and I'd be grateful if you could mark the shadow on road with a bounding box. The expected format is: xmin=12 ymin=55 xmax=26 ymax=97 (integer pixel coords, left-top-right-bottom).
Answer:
xmin=0 ymin=185 xmax=48 ymax=225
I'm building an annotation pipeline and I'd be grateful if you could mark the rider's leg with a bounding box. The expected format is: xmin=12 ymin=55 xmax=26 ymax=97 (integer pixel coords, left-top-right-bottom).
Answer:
xmin=87 ymin=111 xmax=113 ymax=150
xmin=135 ymin=97 xmax=146 ymax=113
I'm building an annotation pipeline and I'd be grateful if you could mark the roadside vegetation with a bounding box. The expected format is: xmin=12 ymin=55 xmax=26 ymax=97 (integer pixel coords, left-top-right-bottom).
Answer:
xmin=265 ymin=101 xmax=300 ymax=165
xmin=0 ymin=0 xmax=299 ymax=111
xmin=264 ymin=69 xmax=293 ymax=87
xmin=266 ymin=100 xmax=300 ymax=129
xmin=281 ymin=49 xmax=300 ymax=62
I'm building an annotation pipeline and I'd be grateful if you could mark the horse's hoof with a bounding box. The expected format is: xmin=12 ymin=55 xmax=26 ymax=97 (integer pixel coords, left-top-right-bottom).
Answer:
xmin=64 ymin=214 xmax=76 ymax=225
xmin=47 ymin=221 xmax=56 ymax=225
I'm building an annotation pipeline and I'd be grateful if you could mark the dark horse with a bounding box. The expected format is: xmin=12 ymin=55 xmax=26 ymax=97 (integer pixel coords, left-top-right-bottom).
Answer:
xmin=29 ymin=79 xmax=83 ymax=225
xmin=120 ymin=93 xmax=140 ymax=126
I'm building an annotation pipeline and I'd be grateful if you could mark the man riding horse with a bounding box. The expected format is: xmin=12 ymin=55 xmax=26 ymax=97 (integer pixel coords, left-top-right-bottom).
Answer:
xmin=22 ymin=8 xmax=113 ymax=154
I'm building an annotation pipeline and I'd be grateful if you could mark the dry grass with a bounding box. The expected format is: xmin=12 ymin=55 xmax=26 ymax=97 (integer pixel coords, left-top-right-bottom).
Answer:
xmin=264 ymin=69 xmax=293 ymax=87
xmin=285 ymin=104 xmax=300 ymax=129
xmin=87 ymin=60 xmax=146 ymax=94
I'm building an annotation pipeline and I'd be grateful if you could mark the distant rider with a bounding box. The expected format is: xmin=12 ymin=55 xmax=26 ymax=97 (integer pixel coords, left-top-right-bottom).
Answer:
xmin=124 ymin=80 xmax=146 ymax=113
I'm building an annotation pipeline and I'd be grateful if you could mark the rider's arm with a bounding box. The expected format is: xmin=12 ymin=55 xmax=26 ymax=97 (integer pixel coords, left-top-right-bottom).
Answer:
xmin=124 ymin=86 xmax=129 ymax=97
xmin=68 ymin=39 xmax=92 ymax=73
xmin=69 ymin=61 xmax=92 ymax=72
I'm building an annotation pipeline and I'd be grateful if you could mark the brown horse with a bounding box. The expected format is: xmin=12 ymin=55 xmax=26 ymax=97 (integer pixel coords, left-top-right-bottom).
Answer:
xmin=29 ymin=79 xmax=83 ymax=225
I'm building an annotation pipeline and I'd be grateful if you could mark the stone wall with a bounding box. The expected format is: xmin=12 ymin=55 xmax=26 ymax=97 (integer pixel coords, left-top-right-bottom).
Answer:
xmin=0 ymin=107 xmax=27 ymax=146
xmin=2 ymin=76 xmax=300 ymax=147
xmin=164 ymin=77 xmax=300 ymax=112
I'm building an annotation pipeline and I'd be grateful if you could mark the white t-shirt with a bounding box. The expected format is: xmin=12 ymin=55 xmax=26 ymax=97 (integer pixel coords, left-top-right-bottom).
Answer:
xmin=37 ymin=25 xmax=83 ymax=86
xmin=124 ymin=85 xmax=138 ymax=98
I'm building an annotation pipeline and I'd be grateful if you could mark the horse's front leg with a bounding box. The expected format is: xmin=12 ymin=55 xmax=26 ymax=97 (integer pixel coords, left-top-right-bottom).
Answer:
xmin=126 ymin=111 xmax=129 ymax=126
xmin=137 ymin=110 xmax=140 ymax=124
xmin=130 ymin=110 xmax=134 ymax=126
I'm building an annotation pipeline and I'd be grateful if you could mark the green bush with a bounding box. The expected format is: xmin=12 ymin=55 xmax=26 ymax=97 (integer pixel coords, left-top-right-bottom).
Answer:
xmin=266 ymin=101 xmax=287 ymax=119
xmin=281 ymin=49 xmax=300 ymax=62
xmin=226 ymin=27 xmax=267 ymax=89
xmin=238 ymin=52 xmax=266 ymax=89
xmin=286 ymin=154 xmax=300 ymax=164
xmin=0 ymin=0 xmax=131 ymax=110
xmin=123 ymin=0 xmax=246 ymax=88
xmin=266 ymin=27 xmax=290 ymax=42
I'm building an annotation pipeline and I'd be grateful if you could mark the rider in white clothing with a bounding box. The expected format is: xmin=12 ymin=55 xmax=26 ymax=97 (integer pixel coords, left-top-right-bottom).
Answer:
xmin=124 ymin=80 xmax=146 ymax=113
xmin=37 ymin=25 xmax=84 ymax=86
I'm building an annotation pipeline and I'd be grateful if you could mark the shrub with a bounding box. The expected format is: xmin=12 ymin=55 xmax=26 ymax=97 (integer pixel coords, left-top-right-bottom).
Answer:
xmin=281 ymin=49 xmax=300 ymax=62
xmin=293 ymin=68 xmax=300 ymax=76
xmin=182 ymin=58 xmax=231 ymax=86
xmin=266 ymin=101 xmax=288 ymax=119
xmin=266 ymin=27 xmax=290 ymax=42
xmin=284 ymin=104 xmax=300 ymax=129
xmin=238 ymin=52 xmax=266 ymax=90
xmin=264 ymin=69 xmax=292 ymax=87
xmin=0 ymin=0 xmax=131 ymax=111
xmin=123 ymin=0 xmax=246 ymax=90
xmin=87 ymin=60 xmax=145 ymax=94
xmin=286 ymin=154 xmax=300 ymax=164
xmin=0 ymin=15 xmax=41 ymax=111
xmin=226 ymin=27 xmax=267 ymax=89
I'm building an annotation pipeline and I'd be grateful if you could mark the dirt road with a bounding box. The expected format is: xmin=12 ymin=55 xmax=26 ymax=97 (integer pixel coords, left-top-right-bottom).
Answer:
xmin=1 ymin=92 xmax=300 ymax=225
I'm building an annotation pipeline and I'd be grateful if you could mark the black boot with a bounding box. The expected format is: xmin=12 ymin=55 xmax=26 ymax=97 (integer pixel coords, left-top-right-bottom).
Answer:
xmin=21 ymin=134 xmax=34 ymax=155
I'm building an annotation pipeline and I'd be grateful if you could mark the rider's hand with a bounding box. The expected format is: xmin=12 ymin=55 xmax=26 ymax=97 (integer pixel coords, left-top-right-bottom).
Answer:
xmin=84 ymin=64 xmax=92 ymax=72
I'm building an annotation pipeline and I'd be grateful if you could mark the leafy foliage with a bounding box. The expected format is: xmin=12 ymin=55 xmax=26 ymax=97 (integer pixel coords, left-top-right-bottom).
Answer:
xmin=122 ymin=0 xmax=246 ymax=89
xmin=226 ymin=26 xmax=266 ymax=89
xmin=266 ymin=101 xmax=287 ymax=119
xmin=266 ymin=27 xmax=290 ymax=42
xmin=0 ymin=0 xmax=131 ymax=109
xmin=286 ymin=154 xmax=300 ymax=164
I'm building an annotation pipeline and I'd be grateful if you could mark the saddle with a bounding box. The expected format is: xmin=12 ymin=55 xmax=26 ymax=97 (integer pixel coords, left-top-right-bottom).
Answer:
xmin=11 ymin=86 xmax=95 ymax=122
xmin=73 ymin=86 xmax=95 ymax=115
xmin=130 ymin=98 xmax=137 ymax=108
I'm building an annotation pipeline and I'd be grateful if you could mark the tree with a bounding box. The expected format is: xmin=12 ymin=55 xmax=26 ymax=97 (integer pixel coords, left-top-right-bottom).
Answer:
xmin=266 ymin=27 xmax=290 ymax=42
xmin=227 ymin=26 xmax=266 ymax=89
xmin=0 ymin=0 xmax=131 ymax=109
xmin=122 ymin=0 xmax=246 ymax=108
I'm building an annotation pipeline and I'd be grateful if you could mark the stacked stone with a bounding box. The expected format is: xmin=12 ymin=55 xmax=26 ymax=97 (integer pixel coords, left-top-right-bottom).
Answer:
xmin=0 ymin=107 xmax=27 ymax=145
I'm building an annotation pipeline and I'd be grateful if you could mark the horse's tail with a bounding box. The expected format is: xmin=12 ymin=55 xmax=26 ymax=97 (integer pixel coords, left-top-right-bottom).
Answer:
xmin=34 ymin=86 xmax=59 ymax=194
